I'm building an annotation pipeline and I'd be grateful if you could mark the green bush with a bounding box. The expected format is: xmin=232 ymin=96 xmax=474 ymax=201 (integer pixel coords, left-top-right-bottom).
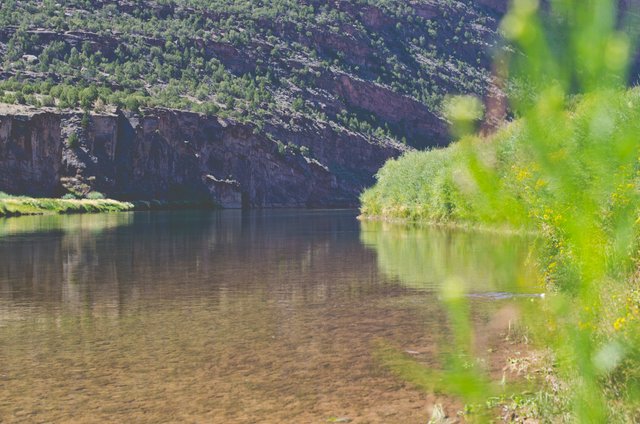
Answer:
xmin=66 ymin=132 xmax=79 ymax=148
xmin=86 ymin=191 xmax=105 ymax=200
xmin=81 ymin=113 xmax=90 ymax=129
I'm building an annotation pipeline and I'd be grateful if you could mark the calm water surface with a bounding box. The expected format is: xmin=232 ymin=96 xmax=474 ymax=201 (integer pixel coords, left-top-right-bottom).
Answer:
xmin=0 ymin=210 xmax=536 ymax=423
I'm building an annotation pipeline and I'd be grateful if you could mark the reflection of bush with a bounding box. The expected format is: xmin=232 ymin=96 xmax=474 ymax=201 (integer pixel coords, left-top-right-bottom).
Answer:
xmin=0 ymin=212 xmax=134 ymax=237
xmin=360 ymin=221 xmax=538 ymax=293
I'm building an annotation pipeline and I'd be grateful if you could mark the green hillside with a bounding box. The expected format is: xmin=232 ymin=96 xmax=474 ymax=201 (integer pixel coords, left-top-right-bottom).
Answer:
xmin=0 ymin=0 xmax=504 ymax=148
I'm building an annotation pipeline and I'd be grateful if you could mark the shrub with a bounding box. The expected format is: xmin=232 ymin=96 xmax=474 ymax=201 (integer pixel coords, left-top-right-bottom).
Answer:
xmin=86 ymin=191 xmax=105 ymax=200
xmin=66 ymin=132 xmax=79 ymax=148
xmin=275 ymin=140 xmax=287 ymax=156
xmin=291 ymin=97 xmax=304 ymax=111
xmin=81 ymin=113 xmax=90 ymax=129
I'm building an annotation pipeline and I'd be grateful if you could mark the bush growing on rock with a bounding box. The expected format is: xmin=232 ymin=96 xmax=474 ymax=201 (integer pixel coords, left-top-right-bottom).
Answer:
xmin=66 ymin=132 xmax=79 ymax=148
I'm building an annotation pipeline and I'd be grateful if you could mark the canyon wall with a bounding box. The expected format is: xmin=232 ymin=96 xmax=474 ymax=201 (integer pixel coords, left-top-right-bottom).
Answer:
xmin=0 ymin=107 xmax=62 ymax=196
xmin=0 ymin=105 xmax=404 ymax=208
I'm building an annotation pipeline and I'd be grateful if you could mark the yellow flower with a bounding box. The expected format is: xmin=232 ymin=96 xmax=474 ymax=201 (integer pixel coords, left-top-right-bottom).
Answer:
xmin=516 ymin=168 xmax=531 ymax=181
xmin=613 ymin=317 xmax=626 ymax=331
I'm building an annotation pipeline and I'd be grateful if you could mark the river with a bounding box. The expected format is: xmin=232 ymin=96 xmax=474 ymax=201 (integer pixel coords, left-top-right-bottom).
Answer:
xmin=0 ymin=210 xmax=537 ymax=423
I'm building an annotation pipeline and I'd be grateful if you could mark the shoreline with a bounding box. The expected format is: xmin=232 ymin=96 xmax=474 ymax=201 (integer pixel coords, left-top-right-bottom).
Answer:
xmin=0 ymin=196 xmax=218 ymax=218
xmin=357 ymin=213 xmax=538 ymax=236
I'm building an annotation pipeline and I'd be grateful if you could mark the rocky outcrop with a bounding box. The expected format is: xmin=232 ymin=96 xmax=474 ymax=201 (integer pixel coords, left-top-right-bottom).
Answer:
xmin=320 ymin=73 xmax=450 ymax=148
xmin=476 ymin=0 xmax=509 ymax=14
xmin=359 ymin=4 xmax=395 ymax=31
xmin=0 ymin=106 xmax=62 ymax=196
xmin=0 ymin=105 xmax=404 ymax=208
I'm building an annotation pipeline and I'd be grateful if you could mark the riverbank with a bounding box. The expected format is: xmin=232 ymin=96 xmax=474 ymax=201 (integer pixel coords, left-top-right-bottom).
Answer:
xmin=357 ymin=213 xmax=536 ymax=237
xmin=360 ymin=88 xmax=640 ymax=421
xmin=0 ymin=193 xmax=217 ymax=217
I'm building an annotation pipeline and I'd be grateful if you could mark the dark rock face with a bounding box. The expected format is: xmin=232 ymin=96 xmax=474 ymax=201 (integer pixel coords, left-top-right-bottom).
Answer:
xmin=0 ymin=108 xmax=62 ymax=196
xmin=0 ymin=106 xmax=404 ymax=208
xmin=476 ymin=0 xmax=509 ymax=14
xmin=324 ymin=73 xmax=449 ymax=148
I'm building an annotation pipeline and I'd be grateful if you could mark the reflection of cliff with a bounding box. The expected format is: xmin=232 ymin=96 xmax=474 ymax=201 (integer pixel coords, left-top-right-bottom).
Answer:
xmin=0 ymin=211 xmax=386 ymax=314
xmin=0 ymin=212 xmax=454 ymax=423
xmin=0 ymin=213 xmax=135 ymax=312
xmin=360 ymin=221 xmax=539 ymax=292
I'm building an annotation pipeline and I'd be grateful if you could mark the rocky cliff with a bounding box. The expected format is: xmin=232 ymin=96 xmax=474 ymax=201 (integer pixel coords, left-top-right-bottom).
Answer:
xmin=0 ymin=0 xmax=523 ymax=207
xmin=0 ymin=105 xmax=404 ymax=208
xmin=0 ymin=106 xmax=62 ymax=196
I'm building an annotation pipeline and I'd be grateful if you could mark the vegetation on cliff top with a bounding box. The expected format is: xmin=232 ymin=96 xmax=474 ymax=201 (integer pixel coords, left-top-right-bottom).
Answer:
xmin=0 ymin=0 xmax=502 ymax=147
xmin=363 ymin=0 xmax=640 ymax=421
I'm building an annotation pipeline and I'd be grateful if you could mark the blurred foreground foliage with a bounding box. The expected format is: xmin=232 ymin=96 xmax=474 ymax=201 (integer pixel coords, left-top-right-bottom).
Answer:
xmin=362 ymin=0 xmax=640 ymax=421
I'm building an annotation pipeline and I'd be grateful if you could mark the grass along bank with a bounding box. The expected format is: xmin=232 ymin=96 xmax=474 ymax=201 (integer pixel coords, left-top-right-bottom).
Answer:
xmin=0 ymin=193 xmax=134 ymax=217
xmin=360 ymin=88 xmax=640 ymax=421
xmin=0 ymin=193 xmax=219 ymax=217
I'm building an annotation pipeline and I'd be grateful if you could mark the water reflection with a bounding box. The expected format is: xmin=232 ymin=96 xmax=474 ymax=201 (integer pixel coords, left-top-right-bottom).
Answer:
xmin=360 ymin=220 xmax=539 ymax=293
xmin=0 ymin=212 xmax=135 ymax=237
xmin=0 ymin=211 xmax=536 ymax=423
xmin=0 ymin=211 xmax=390 ymax=313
